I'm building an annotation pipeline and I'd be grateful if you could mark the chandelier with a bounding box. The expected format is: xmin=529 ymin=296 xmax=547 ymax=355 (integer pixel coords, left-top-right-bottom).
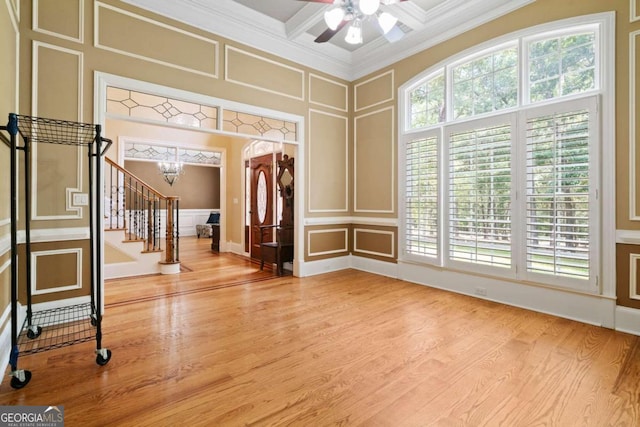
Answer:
xmin=158 ymin=161 xmax=184 ymax=186
xmin=312 ymin=0 xmax=405 ymax=45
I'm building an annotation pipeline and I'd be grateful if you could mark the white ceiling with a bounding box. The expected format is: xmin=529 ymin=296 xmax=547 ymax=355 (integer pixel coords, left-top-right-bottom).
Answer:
xmin=123 ymin=0 xmax=535 ymax=81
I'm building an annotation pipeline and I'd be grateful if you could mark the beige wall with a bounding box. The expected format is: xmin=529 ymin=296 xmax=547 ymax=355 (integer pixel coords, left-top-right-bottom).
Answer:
xmin=0 ymin=0 xmax=19 ymax=325
xmin=123 ymin=161 xmax=220 ymax=210
xmin=3 ymin=0 xmax=640 ymax=313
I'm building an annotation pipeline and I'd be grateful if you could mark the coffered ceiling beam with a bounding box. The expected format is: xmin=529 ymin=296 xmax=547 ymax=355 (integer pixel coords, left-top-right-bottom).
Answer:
xmin=286 ymin=3 xmax=329 ymax=40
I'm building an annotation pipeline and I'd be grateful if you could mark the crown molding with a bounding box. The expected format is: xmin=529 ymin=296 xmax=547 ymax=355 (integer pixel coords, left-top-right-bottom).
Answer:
xmin=123 ymin=0 xmax=535 ymax=81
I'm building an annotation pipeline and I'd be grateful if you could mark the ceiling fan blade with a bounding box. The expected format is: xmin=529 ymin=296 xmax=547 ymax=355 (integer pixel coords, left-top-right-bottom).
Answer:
xmin=314 ymin=20 xmax=348 ymax=43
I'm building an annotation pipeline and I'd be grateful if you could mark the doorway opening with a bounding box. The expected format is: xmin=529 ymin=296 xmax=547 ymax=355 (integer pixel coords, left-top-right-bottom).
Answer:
xmin=243 ymin=140 xmax=295 ymax=274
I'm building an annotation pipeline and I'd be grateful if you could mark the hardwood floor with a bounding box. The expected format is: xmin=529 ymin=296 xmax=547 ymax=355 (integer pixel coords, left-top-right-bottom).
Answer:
xmin=1 ymin=236 xmax=639 ymax=426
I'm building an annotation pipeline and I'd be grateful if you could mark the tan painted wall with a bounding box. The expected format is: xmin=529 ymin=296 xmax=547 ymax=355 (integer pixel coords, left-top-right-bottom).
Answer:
xmin=0 ymin=0 xmax=19 ymax=322
xmin=349 ymin=0 xmax=640 ymax=313
xmin=123 ymin=161 xmax=220 ymax=210
xmin=4 ymin=0 xmax=640 ymax=311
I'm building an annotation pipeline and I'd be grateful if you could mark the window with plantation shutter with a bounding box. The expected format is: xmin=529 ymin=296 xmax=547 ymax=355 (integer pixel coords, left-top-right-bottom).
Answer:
xmin=400 ymin=18 xmax=609 ymax=292
xmin=405 ymin=134 xmax=439 ymax=259
xmin=448 ymin=122 xmax=512 ymax=269
xmin=525 ymin=102 xmax=595 ymax=285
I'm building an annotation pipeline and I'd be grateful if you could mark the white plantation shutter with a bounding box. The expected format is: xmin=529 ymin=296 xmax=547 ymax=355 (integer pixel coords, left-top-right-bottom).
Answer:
xmin=405 ymin=135 xmax=439 ymax=259
xmin=525 ymin=101 xmax=595 ymax=285
xmin=448 ymin=122 xmax=512 ymax=269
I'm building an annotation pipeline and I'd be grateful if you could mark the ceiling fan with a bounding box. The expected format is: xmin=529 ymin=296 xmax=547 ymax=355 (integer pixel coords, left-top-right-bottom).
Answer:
xmin=299 ymin=0 xmax=408 ymax=45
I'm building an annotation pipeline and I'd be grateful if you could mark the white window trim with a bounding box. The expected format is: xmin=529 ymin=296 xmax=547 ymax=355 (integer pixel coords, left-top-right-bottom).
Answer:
xmin=398 ymin=12 xmax=615 ymax=296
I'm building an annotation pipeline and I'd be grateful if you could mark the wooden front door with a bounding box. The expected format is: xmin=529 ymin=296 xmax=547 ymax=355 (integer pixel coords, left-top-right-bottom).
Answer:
xmin=249 ymin=154 xmax=274 ymax=260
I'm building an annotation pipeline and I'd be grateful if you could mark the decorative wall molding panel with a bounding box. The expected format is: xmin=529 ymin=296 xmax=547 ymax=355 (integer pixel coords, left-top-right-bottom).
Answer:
xmin=31 ymin=248 xmax=82 ymax=295
xmin=632 ymin=0 xmax=640 ymax=22
xmin=31 ymin=41 xmax=84 ymax=220
xmin=307 ymin=228 xmax=349 ymax=257
xmin=354 ymin=106 xmax=395 ymax=213
xmin=33 ymin=0 xmax=84 ymax=43
xmin=225 ymin=45 xmax=304 ymax=101
xmin=95 ymin=2 xmax=219 ymax=78
xmin=308 ymin=109 xmax=348 ymax=213
xmin=630 ymin=253 xmax=640 ymax=300
xmin=630 ymin=30 xmax=640 ymax=220
xmin=353 ymin=228 xmax=395 ymax=258
xmin=354 ymin=70 xmax=394 ymax=112
xmin=309 ymin=73 xmax=348 ymax=112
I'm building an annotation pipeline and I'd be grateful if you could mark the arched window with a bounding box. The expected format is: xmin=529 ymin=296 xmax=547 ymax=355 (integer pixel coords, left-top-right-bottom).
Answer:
xmin=399 ymin=14 xmax=613 ymax=292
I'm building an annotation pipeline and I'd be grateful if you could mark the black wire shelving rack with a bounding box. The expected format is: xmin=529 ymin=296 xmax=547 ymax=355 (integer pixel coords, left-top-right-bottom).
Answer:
xmin=1 ymin=114 xmax=113 ymax=389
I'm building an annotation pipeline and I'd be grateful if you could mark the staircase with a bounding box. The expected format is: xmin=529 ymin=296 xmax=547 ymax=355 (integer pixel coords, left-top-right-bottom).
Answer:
xmin=103 ymin=158 xmax=180 ymax=279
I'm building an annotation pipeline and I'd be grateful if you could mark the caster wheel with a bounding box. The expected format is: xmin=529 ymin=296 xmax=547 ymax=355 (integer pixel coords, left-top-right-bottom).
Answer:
xmin=90 ymin=315 xmax=97 ymax=327
xmin=26 ymin=326 xmax=42 ymax=339
xmin=10 ymin=370 xmax=32 ymax=389
xmin=96 ymin=349 xmax=112 ymax=366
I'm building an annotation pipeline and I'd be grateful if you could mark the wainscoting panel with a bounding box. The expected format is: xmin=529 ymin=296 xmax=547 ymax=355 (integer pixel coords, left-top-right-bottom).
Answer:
xmin=308 ymin=110 xmax=348 ymax=213
xmin=617 ymin=244 xmax=640 ymax=310
xmin=307 ymin=227 xmax=349 ymax=259
xmin=33 ymin=0 xmax=84 ymax=43
xmin=309 ymin=73 xmax=348 ymax=112
xmin=353 ymin=227 xmax=395 ymax=259
xmin=225 ymin=46 xmax=304 ymax=100
xmin=95 ymin=2 xmax=218 ymax=78
xmin=32 ymin=41 xmax=84 ymax=220
xmin=354 ymin=106 xmax=394 ymax=213
xmin=354 ymin=70 xmax=394 ymax=112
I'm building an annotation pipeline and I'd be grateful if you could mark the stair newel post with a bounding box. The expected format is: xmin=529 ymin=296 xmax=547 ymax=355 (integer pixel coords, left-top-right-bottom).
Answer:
xmin=175 ymin=199 xmax=180 ymax=262
xmin=165 ymin=197 xmax=175 ymax=263
xmin=127 ymin=175 xmax=132 ymax=240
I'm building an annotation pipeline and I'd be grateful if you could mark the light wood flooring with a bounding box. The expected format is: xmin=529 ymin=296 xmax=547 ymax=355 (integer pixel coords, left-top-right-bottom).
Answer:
xmin=1 ymin=236 xmax=639 ymax=426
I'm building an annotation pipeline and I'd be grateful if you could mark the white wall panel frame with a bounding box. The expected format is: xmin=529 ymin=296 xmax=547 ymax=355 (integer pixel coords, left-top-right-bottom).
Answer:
xmin=308 ymin=109 xmax=348 ymax=213
xmin=33 ymin=0 xmax=84 ymax=43
xmin=630 ymin=253 xmax=640 ymax=300
xmin=31 ymin=248 xmax=82 ymax=295
xmin=631 ymin=0 xmax=640 ymax=22
xmin=225 ymin=45 xmax=304 ymax=101
xmin=94 ymin=2 xmax=219 ymax=79
xmin=309 ymin=73 xmax=348 ymax=112
xmin=307 ymin=228 xmax=348 ymax=257
xmin=353 ymin=228 xmax=395 ymax=258
xmin=31 ymin=41 xmax=84 ymax=220
xmin=354 ymin=70 xmax=394 ymax=112
xmin=630 ymin=30 xmax=640 ymax=220
xmin=354 ymin=106 xmax=395 ymax=213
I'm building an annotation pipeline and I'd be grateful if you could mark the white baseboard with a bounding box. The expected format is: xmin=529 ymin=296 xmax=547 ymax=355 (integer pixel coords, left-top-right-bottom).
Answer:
xmin=397 ymin=261 xmax=617 ymax=329
xmin=350 ymin=255 xmax=399 ymax=278
xmin=299 ymin=255 xmax=633 ymax=334
xmin=225 ymin=241 xmax=245 ymax=256
xmin=298 ymin=256 xmax=351 ymax=277
xmin=615 ymin=306 xmax=640 ymax=335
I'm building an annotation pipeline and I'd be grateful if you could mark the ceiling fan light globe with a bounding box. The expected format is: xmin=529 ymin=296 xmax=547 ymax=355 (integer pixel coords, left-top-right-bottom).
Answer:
xmin=324 ymin=7 xmax=345 ymax=30
xmin=378 ymin=11 xmax=397 ymax=34
xmin=345 ymin=21 xmax=363 ymax=44
xmin=359 ymin=0 xmax=380 ymax=15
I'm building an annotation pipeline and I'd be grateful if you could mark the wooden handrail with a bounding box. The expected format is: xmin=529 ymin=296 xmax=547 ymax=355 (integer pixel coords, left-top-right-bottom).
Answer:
xmin=104 ymin=156 xmax=180 ymax=265
xmin=105 ymin=157 xmax=168 ymax=199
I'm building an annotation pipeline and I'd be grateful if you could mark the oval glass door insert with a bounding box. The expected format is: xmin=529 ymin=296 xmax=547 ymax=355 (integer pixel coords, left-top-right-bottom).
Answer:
xmin=257 ymin=170 xmax=267 ymax=223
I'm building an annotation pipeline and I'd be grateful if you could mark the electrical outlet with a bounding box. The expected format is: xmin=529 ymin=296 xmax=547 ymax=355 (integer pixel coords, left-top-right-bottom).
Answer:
xmin=475 ymin=287 xmax=487 ymax=296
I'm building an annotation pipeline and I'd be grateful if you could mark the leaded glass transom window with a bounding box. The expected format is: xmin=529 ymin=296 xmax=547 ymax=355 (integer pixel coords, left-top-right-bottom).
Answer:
xmin=107 ymin=87 xmax=218 ymax=130
xmin=123 ymin=142 xmax=221 ymax=167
